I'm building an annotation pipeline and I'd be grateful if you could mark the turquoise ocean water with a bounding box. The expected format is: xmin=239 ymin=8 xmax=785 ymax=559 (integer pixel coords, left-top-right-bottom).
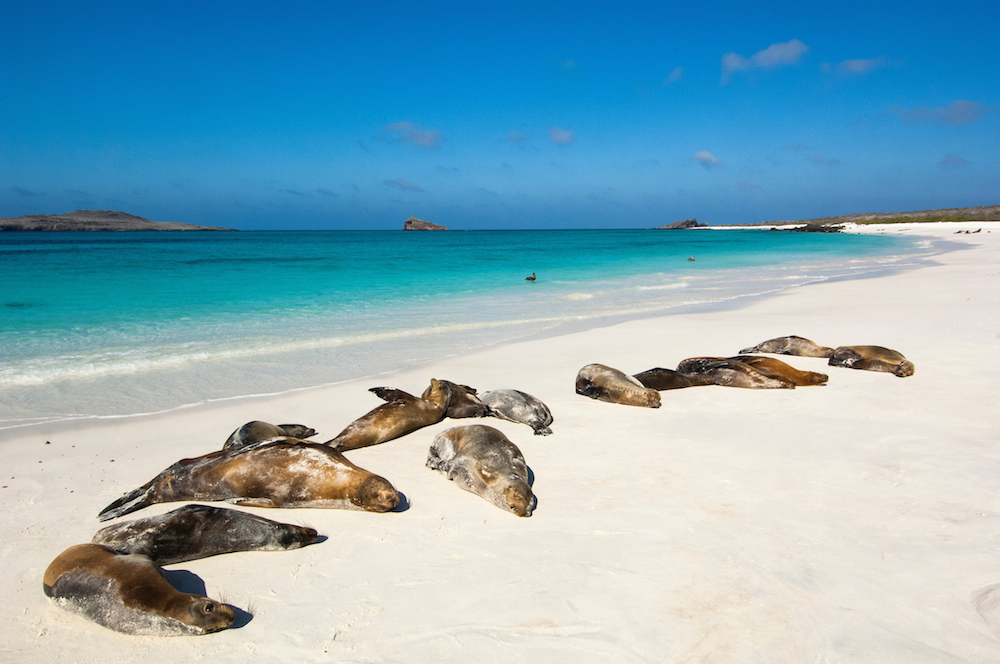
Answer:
xmin=0 ymin=229 xmax=937 ymax=429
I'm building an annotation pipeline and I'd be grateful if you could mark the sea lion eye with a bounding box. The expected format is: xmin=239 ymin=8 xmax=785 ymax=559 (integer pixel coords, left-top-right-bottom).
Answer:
xmin=203 ymin=602 xmax=214 ymax=613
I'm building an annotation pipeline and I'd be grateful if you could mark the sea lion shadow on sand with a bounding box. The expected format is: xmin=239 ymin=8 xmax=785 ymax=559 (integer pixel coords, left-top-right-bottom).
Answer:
xmin=391 ymin=491 xmax=411 ymax=513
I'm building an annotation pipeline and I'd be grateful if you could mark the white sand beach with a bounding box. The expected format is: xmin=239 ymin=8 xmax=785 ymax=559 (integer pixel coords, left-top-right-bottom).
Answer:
xmin=2 ymin=222 xmax=999 ymax=663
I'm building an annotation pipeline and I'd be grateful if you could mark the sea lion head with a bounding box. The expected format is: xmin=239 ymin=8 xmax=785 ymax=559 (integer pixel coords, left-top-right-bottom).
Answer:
xmin=503 ymin=482 xmax=534 ymax=517
xmin=894 ymin=360 xmax=915 ymax=377
xmin=425 ymin=378 xmax=452 ymax=409
xmin=170 ymin=595 xmax=236 ymax=634
xmin=277 ymin=524 xmax=320 ymax=549
xmin=352 ymin=475 xmax=400 ymax=512
xmin=641 ymin=389 xmax=662 ymax=408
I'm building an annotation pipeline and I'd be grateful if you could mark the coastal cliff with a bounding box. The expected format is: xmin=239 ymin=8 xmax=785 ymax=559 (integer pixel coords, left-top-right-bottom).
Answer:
xmin=654 ymin=218 xmax=707 ymax=230
xmin=0 ymin=210 xmax=235 ymax=231
xmin=403 ymin=216 xmax=449 ymax=231
xmin=759 ymin=203 xmax=1000 ymax=228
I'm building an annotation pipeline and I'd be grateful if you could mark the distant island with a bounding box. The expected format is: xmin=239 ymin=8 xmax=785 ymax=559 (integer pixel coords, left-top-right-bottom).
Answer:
xmin=756 ymin=203 xmax=1000 ymax=229
xmin=0 ymin=210 xmax=235 ymax=232
xmin=402 ymin=216 xmax=448 ymax=231
xmin=654 ymin=218 xmax=707 ymax=230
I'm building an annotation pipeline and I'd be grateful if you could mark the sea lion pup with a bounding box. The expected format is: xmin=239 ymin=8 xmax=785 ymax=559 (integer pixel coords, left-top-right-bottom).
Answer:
xmin=43 ymin=543 xmax=235 ymax=636
xmin=828 ymin=345 xmax=915 ymax=377
xmin=98 ymin=439 xmax=399 ymax=522
xmin=92 ymin=504 xmax=319 ymax=565
xmin=426 ymin=425 xmax=535 ymax=517
xmin=739 ymin=335 xmax=835 ymax=358
xmin=632 ymin=368 xmax=715 ymax=390
xmin=479 ymin=389 xmax=554 ymax=435
xmin=327 ymin=379 xmax=452 ymax=451
xmin=675 ymin=357 xmax=796 ymax=389
xmin=728 ymin=355 xmax=829 ymax=386
xmin=423 ymin=380 xmax=490 ymax=419
xmin=575 ymin=364 xmax=661 ymax=408
xmin=223 ymin=421 xmax=318 ymax=450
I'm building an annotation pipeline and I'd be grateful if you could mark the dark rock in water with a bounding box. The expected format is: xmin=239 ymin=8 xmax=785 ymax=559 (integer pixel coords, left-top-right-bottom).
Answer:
xmin=654 ymin=218 xmax=707 ymax=230
xmin=403 ymin=216 xmax=449 ymax=231
xmin=0 ymin=209 xmax=234 ymax=231
xmin=771 ymin=223 xmax=843 ymax=233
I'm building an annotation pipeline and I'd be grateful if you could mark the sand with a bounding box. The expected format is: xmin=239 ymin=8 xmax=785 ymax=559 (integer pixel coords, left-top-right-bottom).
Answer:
xmin=2 ymin=222 xmax=999 ymax=662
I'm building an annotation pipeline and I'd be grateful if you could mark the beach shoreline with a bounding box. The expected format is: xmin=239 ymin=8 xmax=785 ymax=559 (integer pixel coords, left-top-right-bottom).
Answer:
xmin=3 ymin=221 xmax=999 ymax=662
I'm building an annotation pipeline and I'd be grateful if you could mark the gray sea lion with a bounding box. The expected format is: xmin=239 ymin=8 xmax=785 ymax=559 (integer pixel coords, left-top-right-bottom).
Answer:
xmin=426 ymin=425 xmax=535 ymax=517
xmin=739 ymin=335 xmax=834 ymax=358
xmin=479 ymin=389 xmax=554 ymax=435
xmin=828 ymin=345 xmax=915 ymax=377
xmin=92 ymin=504 xmax=319 ymax=565
xmin=98 ymin=439 xmax=399 ymax=522
xmin=575 ymin=364 xmax=661 ymax=408
xmin=43 ymin=543 xmax=235 ymax=636
xmin=632 ymin=368 xmax=715 ymax=390
xmin=676 ymin=357 xmax=796 ymax=389
xmin=327 ymin=379 xmax=452 ymax=451
xmin=223 ymin=421 xmax=317 ymax=450
xmin=728 ymin=355 xmax=829 ymax=386
xmin=423 ymin=380 xmax=491 ymax=419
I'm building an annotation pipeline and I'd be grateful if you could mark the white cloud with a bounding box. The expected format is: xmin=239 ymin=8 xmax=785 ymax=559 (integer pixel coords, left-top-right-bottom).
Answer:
xmin=722 ymin=39 xmax=808 ymax=84
xmin=692 ymin=151 xmax=723 ymax=168
xmin=382 ymin=121 xmax=442 ymax=148
xmin=549 ymin=127 xmax=575 ymax=144
xmin=826 ymin=56 xmax=888 ymax=75
xmin=383 ymin=178 xmax=423 ymax=192
xmin=890 ymin=100 xmax=993 ymax=125
xmin=662 ymin=66 xmax=683 ymax=86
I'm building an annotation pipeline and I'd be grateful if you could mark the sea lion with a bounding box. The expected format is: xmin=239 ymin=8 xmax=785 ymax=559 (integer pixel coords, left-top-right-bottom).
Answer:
xmin=632 ymin=368 xmax=715 ymax=390
xmin=575 ymin=364 xmax=661 ymax=408
xmin=423 ymin=380 xmax=490 ymax=419
xmin=479 ymin=389 xmax=554 ymax=435
xmin=828 ymin=345 xmax=915 ymax=377
xmin=98 ymin=439 xmax=399 ymax=522
xmin=43 ymin=543 xmax=235 ymax=636
xmin=728 ymin=355 xmax=829 ymax=386
xmin=327 ymin=379 xmax=452 ymax=451
xmin=92 ymin=504 xmax=319 ymax=565
xmin=739 ymin=335 xmax=834 ymax=358
xmin=426 ymin=425 xmax=535 ymax=517
xmin=675 ymin=357 xmax=796 ymax=389
xmin=223 ymin=421 xmax=317 ymax=450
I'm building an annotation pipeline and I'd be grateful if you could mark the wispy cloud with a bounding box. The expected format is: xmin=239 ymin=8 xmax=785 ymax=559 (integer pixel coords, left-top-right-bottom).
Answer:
xmin=316 ymin=188 xmax=339 ymax=197
xmin=662 ymin=66 xmax=683 ymax=86
xmin=890 ymin=99 xmax=994 ymax=125
xmin=692 ymin=151 xmax=723 ymax=168
xmin=722 ymin=39 xmax=808 ymax=84
xmin=11 ymin=186 xmax=45 ymax=197
xmin=939 ymin=154 xmax=968 ymax=168
xmin=785 ymin=141 xmax=809 ymax=151
xmin=382 ymin=121 xmax=442 ymax=148
xmin=506 ymin=130 xmax=528 ymax=143
xmin=357 ymin=140 xmax=370 ymax=152
xmin=807 ymin=154 xmax=839 ymax=166
xmin=549 ymin=127 xmax=575 ymax=144
xmin=822 ymin=56 xmax=888 ymax=75
xmin=383 ymin=178 xmax=423 ymax=192
xmin=280 ymin=189 xmax=309 ymax=196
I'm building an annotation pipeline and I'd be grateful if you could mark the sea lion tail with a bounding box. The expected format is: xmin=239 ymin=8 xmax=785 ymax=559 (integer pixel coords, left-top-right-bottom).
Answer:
xmin=97 ymin=485 xmax=155 ymax=522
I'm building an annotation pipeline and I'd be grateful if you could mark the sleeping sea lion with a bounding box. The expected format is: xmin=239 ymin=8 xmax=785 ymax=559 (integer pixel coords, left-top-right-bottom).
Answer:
xmin=327 ymin=379 xmax=452 ymax=451
xmin=426 ymin=425 xmax=535 ymax=517
xmin=632 ymin=368 xmax=715 ymax=390
xmin=728 ymin=355 xmax=829 ymax=386
xmin=575 ymin=364 xmax=661 ymax=408
xmin=828 ymin=345 xmax=915 ymax=377
xmin=676 ymin=357 xmax=796 ymax=389
xmin=98 ymin=439 xmax=399 ymax=521
xmin=739 ymin=335 xmax=834 ymax=358
xmin=480 ymin=389 xmax=554 ymax=435
xmin=223 ymin=421 xmax=317 ymax=450
xmin=92 ymin=504 xmax=319 ymax=565
xmin=43 ymin=543 xmax=235 ymax=636
xmin=423 ymin=380 xmax=490 ymax=419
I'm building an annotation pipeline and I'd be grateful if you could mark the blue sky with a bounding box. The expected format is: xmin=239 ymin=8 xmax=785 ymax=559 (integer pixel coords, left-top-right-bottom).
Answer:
xmin=2 ymin=1 xmax=997 ymax=229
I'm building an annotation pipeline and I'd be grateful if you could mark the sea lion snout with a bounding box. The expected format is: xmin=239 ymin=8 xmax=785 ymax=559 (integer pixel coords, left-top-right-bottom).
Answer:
xmin=280 ymin=525 xmax=319 ymax=548
xmin=356 ymin=476 xmax=400 ymax=512
xmin=186 ymin=597 xmax=236 ymax=633
xmin=503 ymin=484 xmax=534 ymax=517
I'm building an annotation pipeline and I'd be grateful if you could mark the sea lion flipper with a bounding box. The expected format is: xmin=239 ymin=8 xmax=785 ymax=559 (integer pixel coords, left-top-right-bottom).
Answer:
xmin=369 ymin=387 xmax=416 ymax=403
xmin=227 ymin=497 xmax=278 ymax=508
xmin=98 ymin=485 xmax=156 ymax=522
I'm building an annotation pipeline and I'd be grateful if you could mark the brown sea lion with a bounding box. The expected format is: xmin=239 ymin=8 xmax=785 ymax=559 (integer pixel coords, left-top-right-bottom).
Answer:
xmin=43 ymin=543 xmax=235 ymax=636
xmin=828 ymin=345 xmax=915 ymax=377
xmin=728 ymin=355 xmax=829 ymax=386
xmin=480 ymin=389 xmax=554 ymax=435
xmin=739 ymin=335 xmax=834 ymax=358
xmin=426 ymin=425 xmax=535 ymax=517
xmin=327 ymin=379 xmax=452 ymax=451
xmin=632 ymin=368 xmax=715 ymax=390
xmin=423 ymin=380 xmax=491 ymax=419
xmin=575 ymin=364 xmax=661 ymax=408
xmin=676 ymin=357 xmax=796 ymax=389
xmin=92 ymin=504 xmax=319 ymax=565
xmin=223 ymin=421 xmax=318 ymax=450
xmin=97 ymin=439 xmax=399 ymax=521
